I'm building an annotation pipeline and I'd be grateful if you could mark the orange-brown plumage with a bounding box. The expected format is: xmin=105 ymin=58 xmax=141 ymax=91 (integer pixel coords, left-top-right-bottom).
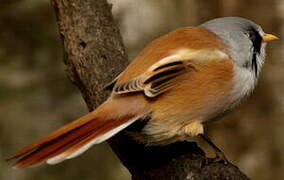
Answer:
xmin=7 ymin=96 xmax=147 ymax=167
xmin=117 ymin=27 xmax=227 ymax=84
xmin=8 ymin=19 xmax=275 ymax=167
xmin=112 ymin=27 xmax=233 ymax=144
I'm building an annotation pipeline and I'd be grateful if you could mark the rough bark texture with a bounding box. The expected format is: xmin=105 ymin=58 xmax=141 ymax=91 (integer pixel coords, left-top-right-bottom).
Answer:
xmin=51 ymin=0 xmax=250 ymax=179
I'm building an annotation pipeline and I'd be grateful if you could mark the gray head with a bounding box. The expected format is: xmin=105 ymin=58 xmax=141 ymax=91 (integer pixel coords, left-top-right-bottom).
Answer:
xmin=201 ymin=17 xmax=278 ymax=77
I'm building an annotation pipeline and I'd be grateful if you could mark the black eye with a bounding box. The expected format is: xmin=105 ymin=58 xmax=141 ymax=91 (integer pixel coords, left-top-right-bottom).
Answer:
xmin=245 ymin=30 xmax=256 ymax=40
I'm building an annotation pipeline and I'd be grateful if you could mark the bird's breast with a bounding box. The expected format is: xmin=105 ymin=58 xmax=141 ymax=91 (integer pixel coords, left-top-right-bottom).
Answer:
xmin=229 ymin=65 xmax=257 ymax=108
xmin=140 ymin=59 xmax=235 ymax=144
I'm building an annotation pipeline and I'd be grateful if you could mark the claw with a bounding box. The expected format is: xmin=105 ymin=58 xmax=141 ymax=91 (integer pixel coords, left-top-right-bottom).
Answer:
xmin=198 ymin=134 xmax=230 ymax=165
xmin=213 ymin=151 xmax=229 ymax=165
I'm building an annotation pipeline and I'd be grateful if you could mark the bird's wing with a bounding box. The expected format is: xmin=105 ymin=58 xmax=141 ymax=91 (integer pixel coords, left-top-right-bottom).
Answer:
xmin=103 ymin=73 xmax=122 ymax=91
xmin=113 ymin=48 xmax=228 ymax=97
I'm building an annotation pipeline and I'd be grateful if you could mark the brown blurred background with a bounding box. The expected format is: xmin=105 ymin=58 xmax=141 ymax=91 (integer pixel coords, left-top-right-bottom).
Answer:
xmin=1 ymin=0 xmax=283 ymax=179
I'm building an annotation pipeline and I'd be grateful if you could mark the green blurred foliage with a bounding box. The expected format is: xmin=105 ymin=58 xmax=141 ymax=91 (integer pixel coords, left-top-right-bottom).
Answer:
xmin=1 ymin=0 xmax=284 ymax=180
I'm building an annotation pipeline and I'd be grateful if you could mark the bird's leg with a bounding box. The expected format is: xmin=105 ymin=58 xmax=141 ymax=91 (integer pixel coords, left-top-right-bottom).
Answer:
xmin=198 ymin=134 xmax=229 ymax=165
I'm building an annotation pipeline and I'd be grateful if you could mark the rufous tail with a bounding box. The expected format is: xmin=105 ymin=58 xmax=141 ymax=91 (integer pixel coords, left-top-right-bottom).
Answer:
xmin=6 ymin=97 xmax=145 ymax=168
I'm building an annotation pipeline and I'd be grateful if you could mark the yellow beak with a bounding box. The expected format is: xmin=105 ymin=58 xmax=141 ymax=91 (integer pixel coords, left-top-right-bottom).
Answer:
xmin=262 ymin=33 xmax=279 ymax=42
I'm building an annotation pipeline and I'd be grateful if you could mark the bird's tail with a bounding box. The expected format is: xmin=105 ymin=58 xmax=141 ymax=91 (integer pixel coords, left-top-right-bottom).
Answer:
xmin=6 ymin=97 xmax=146 ymax=168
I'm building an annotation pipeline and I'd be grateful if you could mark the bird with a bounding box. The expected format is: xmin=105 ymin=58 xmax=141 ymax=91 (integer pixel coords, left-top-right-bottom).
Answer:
xmin=7 ymin=17 xmax=278 ymax=168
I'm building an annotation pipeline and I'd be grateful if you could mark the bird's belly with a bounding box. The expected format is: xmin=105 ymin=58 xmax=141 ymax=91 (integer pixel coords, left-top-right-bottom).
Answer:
xmin=136 ymin=60 xmax=235 ymax=145
xmin=139 ymin=83 xmax=233 ymax=145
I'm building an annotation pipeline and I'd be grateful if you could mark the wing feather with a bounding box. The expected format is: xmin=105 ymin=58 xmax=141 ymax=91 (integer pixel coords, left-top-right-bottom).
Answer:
xmin=113 ymin=60 xmax=195 ymax=97
xmin=113 ymin=48 xmax=228 ymax=97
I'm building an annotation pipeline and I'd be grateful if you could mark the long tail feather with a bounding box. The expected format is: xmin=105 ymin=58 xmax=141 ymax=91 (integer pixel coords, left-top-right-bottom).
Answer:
xmin=6 ymin=98 xmax=145 ymax=168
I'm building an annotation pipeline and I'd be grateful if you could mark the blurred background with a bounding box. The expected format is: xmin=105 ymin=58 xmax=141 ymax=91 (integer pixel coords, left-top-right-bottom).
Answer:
xmin=1 ymin=0 xmax=283 ymax=179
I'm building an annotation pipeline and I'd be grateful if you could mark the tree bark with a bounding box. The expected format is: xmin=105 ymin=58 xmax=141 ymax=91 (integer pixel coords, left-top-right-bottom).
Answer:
xmin=50 ymin=0 xmax=250 ymax=179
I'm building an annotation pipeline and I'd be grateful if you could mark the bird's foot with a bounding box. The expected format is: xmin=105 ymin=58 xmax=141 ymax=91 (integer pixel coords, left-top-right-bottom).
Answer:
xmin=213 ymin=150 xmax=230 ymax=165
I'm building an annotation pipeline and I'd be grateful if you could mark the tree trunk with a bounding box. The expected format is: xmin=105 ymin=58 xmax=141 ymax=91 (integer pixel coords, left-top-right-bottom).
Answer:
xmin=50 ymin=0 xmax=250 ymax=179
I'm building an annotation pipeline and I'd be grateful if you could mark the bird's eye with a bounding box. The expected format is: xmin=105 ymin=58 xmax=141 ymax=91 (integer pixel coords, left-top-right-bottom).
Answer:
xmin=245 ymin=31 xmax=254 ymax=39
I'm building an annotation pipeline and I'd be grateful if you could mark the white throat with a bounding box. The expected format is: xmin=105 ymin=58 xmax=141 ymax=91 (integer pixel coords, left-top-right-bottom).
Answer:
xmin=230 ymin=64 xmax=257 ymax=108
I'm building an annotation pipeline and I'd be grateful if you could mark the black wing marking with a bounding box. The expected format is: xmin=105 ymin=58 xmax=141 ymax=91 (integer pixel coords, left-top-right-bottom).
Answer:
xmin=113 ymin=59 xmax=196 ymax=97
xmin=112 ymin=49 xmax=228 ymax=97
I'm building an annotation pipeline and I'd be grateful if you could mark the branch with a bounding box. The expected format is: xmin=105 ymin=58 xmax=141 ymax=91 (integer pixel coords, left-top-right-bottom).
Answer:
xmin=51 ymin=0 xmax=250 ymax=179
